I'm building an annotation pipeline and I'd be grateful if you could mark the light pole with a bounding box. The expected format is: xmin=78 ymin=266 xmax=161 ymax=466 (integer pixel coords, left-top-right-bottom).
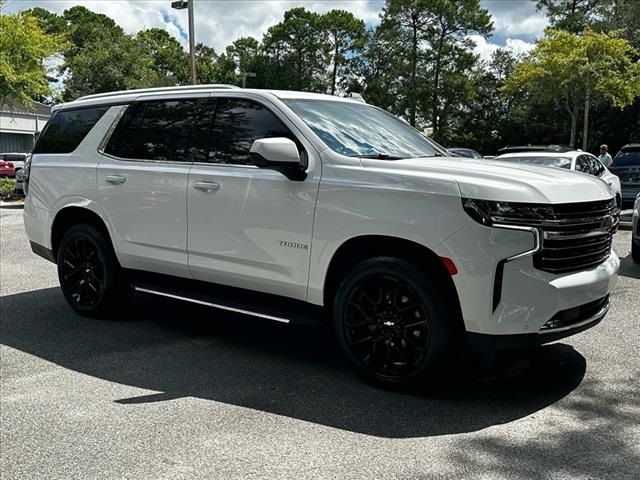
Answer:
xmin=241 ymin=72 xmax=256 ymax=88
xmin=171 ymin=0 xmax=197 ymax=85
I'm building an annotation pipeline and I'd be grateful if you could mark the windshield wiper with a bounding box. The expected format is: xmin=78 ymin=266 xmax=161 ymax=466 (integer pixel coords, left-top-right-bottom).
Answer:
xmin=349 ymin=153 xmax=406 ymax=160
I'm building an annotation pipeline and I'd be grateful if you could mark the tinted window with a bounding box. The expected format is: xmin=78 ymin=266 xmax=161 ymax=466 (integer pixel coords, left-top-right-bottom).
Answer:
xmin=33 ymin=107 xmax=108 ymax=154
xmin=105 ymin=99 xmax=213 ymax=162
xmin=208 ymin=99 xmax=293 ymax=165
xmin=612 ymin=152 xmax=640 ymax=167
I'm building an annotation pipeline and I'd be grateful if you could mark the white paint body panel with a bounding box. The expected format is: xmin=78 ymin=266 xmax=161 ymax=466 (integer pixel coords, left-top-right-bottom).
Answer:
xmin=24 ymin=88 xmax=620 ymax=341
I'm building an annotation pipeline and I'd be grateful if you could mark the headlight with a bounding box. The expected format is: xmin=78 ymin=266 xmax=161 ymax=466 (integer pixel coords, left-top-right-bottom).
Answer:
xmin=462 ymin=198 xmax=554 ymax=226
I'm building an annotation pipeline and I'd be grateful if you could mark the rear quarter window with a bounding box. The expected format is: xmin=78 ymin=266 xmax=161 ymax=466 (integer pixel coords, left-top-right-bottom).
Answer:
xmin=33 ymin=107 xmax=109 ymax=154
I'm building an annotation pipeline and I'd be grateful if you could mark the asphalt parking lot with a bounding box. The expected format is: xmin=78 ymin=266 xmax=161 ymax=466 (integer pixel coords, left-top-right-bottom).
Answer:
xmin=1 ymin=205 xmax=639 ymax=479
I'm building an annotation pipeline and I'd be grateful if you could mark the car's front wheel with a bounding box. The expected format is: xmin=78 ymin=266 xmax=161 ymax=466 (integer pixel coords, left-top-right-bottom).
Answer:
xmin=57 ymin=224 xmax=131 ymax=317
xmin=333 ymin=256 xmax=455 ymax=386
xmin=632 ymin=238 xmax=640 ymax=264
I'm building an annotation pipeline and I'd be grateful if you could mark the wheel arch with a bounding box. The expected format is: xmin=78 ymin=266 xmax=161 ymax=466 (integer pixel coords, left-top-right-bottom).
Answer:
xmin=322 ymin=235 xmax=465 ymax=334
xmin=51 ymin=206 xmax=115 ymax=260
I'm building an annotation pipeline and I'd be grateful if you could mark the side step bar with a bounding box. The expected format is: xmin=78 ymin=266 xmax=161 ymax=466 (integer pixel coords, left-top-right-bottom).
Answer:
xmin=128 ymin=270 xmax=326 ymax=326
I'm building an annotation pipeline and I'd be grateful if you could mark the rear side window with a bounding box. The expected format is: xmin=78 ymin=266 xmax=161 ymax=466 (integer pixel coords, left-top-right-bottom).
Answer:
xmin=613 ymin=152 xmax=640 ymax=167
xmin=208 ymin=99 xmax=294 ymax=165
xmin=33 ymin=107 xmax=108 ymax=154
xmin=575 ymin=156 xmax=593 ymax=175
xmin=590 ymin=156 xmax=606 ymax=176
xmin=105 ymin=99 xmax=213 ymax=162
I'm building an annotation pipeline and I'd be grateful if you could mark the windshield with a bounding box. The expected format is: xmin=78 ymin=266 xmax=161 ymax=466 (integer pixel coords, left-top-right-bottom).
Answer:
xmin=283 ymin=99 xmax=443 ymax=159
xmin=494 ymin=155 xmax=572 ymax=169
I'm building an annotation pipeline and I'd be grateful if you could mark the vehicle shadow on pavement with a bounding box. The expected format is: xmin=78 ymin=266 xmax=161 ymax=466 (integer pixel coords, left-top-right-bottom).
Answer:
xmin=619 ymin=253 xmax=640 ymax=280
xmin=2 ymin=287 xmax=588 ymax=439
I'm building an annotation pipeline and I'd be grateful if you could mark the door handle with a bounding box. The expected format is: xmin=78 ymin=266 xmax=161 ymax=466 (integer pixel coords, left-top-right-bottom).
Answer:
xmin=192 ymin=181 xmax=220 ymax=193
xmin=105 ymin=175 xmax=126 ymax=185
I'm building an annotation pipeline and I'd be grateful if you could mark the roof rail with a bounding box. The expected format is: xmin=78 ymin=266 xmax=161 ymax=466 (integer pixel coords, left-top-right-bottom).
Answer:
xmin=76 ymin=84 xmax=241 ymax=102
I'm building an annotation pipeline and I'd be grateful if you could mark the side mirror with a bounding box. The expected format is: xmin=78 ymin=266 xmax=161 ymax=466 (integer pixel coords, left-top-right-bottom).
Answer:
xmin=250 ymin=137 xmax=306 ymax=180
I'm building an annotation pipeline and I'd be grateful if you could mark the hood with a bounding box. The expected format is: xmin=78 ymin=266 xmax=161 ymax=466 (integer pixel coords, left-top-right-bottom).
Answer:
xmin=362 ymin=157 xmax=614 ymax=204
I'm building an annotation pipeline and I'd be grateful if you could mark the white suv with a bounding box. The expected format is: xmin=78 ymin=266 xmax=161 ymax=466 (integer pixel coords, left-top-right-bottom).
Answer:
xmin=23 ymin=86 xmax=620 ymax=385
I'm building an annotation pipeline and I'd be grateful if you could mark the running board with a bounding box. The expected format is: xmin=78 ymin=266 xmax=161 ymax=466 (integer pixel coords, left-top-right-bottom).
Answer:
xmin=128 ymin=270 xmax=326 ymax=326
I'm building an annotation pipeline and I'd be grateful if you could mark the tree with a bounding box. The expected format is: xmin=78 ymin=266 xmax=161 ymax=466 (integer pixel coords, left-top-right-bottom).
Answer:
xmin=263 ymin=7 xmax=328 ymax=91
xmin=194 ymin=44 xmax=238 ymax=85
xmin=427 ymin=0 xmax=492 ymax=135
xmin=447 ymin=49 xmax=518 ymax=154
xmin=62 ymin=30 xmax=156 ymax=100
xmin=534 ymin=0 xmax=607 ymax=33
xmin=380 ymin=0 xmax=438 ymax=126
xmin=348 ymin=26 xmax=403 ymax=112
xmin=0 ymin=11 xmax=62 ymax=106
xmin=137 ymin=28 xmax=189 ymax=86
xmin=503 ymin=28 xmax=640 ymax=148
xmin=320 ymin=10 xmax=366 ymax=95
xmin=379 ymin=0 xmax=491 ymax=130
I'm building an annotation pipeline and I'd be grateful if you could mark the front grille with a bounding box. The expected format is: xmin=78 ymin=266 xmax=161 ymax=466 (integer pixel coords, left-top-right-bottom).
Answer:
xmin=533 ymin=199 xmax=618 ymax=273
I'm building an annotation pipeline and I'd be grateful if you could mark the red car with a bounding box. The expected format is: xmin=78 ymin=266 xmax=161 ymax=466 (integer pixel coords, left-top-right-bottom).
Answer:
xmin=0 ymin=159 xmax=16 ymax=177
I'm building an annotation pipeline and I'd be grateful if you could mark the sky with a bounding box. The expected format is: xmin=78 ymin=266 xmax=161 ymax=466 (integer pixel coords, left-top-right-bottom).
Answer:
xmin=4 ymin=0 xmax=548 ymax=61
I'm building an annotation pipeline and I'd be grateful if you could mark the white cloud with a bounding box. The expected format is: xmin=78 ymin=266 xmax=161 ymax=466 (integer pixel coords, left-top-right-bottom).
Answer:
xmin=481 ymin=0 xmax=548 ymax=39
xmin=468 ymin=35 xmax=536 ymax=62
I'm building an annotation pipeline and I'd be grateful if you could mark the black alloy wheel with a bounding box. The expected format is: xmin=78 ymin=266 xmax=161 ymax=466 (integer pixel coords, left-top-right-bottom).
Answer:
xmin=343 ymin=273 xmax=430 ymax=380
xmin=57 ymin=224 xmax=131 ymax=317
xmin=60 ymin=235 xmax=106 ymax=307
xmin=333 ymin=256 xmax=454 ymax=386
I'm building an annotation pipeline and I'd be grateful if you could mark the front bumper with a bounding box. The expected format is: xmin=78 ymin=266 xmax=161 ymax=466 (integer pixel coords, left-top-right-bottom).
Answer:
xmin=439 ymin=222 xmax=619 ymax=342
xmin=466 ymin=294 xmax=609 ymax=353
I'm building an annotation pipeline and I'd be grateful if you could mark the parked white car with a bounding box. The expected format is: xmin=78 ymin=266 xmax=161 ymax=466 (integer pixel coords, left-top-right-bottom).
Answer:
xmin=23 ymin=85 xmax=620 ymax=386
xmin=495 ymin=151 xmax=623 ymax=208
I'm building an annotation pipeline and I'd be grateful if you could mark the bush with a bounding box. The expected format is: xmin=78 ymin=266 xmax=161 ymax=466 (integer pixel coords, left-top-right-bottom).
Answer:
xmin=0 ymin=177 xmax=17 ymax=200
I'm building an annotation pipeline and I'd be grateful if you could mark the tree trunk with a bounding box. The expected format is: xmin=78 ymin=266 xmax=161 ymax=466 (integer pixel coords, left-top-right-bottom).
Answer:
xmin=297 ymin=49 xmax=302 ymax=90
xmin=582 ymin=73 xmax=591 ymax=151
xmin=432 ymin=32 xmax=445 ymax=136
xmin=331 ymin=43 xmax=338 ymax=95
xmin=410 ymin=24 xmax=417 ymax=127
xmin=570 ymin=111 xmax=578 ymax=148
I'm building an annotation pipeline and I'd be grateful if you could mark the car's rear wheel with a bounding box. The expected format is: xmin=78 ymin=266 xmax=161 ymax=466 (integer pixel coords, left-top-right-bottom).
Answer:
xmin=57 ymin=224 xmax=131 ymax=316
xmin=632 ymin=238 xmax=640 ymax=264
xmin=333 ymin=256 xmax=454 ymax=386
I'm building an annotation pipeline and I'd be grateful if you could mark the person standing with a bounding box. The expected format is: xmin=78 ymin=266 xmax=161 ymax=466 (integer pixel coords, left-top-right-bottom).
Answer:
xmin=598 ymin=144 xmax=613 ymax=167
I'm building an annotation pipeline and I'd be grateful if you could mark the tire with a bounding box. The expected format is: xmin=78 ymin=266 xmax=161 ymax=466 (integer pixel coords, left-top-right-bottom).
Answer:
xmin=56 ymin=224 xmax=131 ymax=317
xmin=632 ymin=239 xmax=640 ymax=264
xmin=332 ymin=256 xmax=456 ymax=386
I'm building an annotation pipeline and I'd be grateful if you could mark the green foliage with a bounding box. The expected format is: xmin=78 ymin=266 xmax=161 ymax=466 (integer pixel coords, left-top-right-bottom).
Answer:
xmin=263 ymin=7 xmax=328 ymax=91
xmin=321 ymin=10 xmax=366 ymax=94
xmin=137 ymin=28 xmax=189 ymax=86
xmin=503 ymin=28 xmax=640 ymax=146
xmin=378 ymin=0 xmax=492 ymax=132
xmin=0 ymin=12 xmax=62 ymax=106
xmin=535 ymin=0 xmax=607 ymax=33
xmin=0 ymin=177 xmax=16 ymax=199
xmin=63 ymin=30 xmax=156 ymax=100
